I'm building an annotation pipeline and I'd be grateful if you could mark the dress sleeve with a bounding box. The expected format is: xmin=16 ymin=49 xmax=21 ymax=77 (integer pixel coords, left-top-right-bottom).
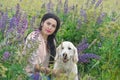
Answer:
xmin=22 ymin=31 xmax=39 ymax=55
xmin=22 ymin=31 xmax=41 ymax=73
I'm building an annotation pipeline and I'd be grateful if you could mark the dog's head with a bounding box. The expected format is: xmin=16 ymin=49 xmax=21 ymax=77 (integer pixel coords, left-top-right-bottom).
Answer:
xmin=55 ymin=41 xmax=78 ymax=63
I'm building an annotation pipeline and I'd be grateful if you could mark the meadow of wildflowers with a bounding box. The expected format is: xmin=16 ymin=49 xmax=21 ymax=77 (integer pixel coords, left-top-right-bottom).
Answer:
xmin=0 ymin=0 xmax=120 ymax=80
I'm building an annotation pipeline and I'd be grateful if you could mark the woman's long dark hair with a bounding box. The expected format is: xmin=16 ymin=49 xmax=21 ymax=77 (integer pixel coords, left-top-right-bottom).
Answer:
xmin=39 ymin=13 xmax=60 ymax=64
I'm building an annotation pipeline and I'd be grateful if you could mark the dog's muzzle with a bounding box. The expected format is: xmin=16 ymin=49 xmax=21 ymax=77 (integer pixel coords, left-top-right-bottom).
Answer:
xmin=63 ymin=53 xmax=69 ymax=63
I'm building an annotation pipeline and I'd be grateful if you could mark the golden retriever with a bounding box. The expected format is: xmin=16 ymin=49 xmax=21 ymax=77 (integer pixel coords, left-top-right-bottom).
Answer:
xmin=54 ymin=41 xmax=79 ymax=80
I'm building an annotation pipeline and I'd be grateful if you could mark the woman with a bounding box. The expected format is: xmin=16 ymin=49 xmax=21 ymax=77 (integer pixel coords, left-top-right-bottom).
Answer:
xmin=23 ymin=13 xmax=61 ymax=80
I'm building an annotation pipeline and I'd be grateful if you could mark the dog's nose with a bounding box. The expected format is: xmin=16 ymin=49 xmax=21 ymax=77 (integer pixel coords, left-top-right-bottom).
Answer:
xmin=63 ymin=53 xmax=67 ymax=58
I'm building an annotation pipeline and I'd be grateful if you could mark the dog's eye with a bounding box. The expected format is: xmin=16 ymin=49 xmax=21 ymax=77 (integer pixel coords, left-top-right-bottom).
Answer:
xmin=68 ymin=47 xmax=71 ymax=50
xmin=62 ymin=47 xmax=64 ymax=49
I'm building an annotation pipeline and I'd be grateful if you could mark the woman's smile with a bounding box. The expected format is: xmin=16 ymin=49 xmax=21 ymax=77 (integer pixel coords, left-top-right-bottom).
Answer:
xmin=46 ymin=29 xmax=51 ymax=33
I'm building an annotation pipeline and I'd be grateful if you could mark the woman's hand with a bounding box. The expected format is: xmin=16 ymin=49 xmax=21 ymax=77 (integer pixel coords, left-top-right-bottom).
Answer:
xmin=34 ymin=64 xmax=40 ymax=72
xmin=34 ymin=64 xmax=51 ymax=74
xmin=34 ymin=64 xmax=64 ymax=76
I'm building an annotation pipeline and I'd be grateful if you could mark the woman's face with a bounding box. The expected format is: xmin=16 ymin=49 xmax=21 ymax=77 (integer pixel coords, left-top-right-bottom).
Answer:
xmin=41 ymin=18 xmax=57 ymax=36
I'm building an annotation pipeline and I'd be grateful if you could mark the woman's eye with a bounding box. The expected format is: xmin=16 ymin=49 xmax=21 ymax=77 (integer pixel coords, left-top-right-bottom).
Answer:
xmin=52 ymin=25 xmax=56 ymax=28
xmin=47 ymin=22 xmax=51 ymax=25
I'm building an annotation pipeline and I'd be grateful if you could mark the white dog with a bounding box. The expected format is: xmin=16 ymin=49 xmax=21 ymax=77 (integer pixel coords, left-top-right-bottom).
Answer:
xmin=54 ymin=41 xmax=79 ymax=80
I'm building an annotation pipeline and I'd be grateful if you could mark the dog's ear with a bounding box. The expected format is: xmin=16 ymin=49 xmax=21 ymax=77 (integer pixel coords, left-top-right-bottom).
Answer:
xmin=73 ymin=46 xmax=78 ymax=63
xmin=55 ymin=43 xmax=62 ymax=60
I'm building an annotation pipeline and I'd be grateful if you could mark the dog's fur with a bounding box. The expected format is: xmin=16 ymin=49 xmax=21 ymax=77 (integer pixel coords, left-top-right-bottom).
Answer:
xmin=54 ymin=41 xmax=79 ymax=80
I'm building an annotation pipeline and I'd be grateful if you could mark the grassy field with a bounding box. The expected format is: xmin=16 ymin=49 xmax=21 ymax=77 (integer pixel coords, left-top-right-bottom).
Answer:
xmin=0 ymin=0 xmax=120 ymax=80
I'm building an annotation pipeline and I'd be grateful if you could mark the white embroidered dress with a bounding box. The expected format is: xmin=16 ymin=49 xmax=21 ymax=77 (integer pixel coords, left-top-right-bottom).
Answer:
xmin=23 ymin=30 xmax=50 ymax=75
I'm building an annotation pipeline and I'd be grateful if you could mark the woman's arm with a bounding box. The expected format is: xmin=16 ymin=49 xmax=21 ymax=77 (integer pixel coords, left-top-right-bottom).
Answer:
xmin=22 ymin=31 xmax=41 ymax=73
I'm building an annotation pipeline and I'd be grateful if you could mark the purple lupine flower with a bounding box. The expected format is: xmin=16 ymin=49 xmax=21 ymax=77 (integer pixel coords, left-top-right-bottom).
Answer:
xmin=80 ymin=8 xmax=87 ymax=22
xmin=46 ymin=0 xmax=54 ymax=13
xmin=15 ymin=3 xmax=20 ymax=17
xmin=9 ymin=16 xmax=17 ymax=30
xmin=76 ymin=19 xmax=82 ymax=29
xmin=2 ymin=51 xmax=10 ymax=60
xmin=30 ymin=16 xmax=36 ymax=28
xmin=17 ymin=14 xmax=28 ymax=34
xmin=8 ymin=14 xmax=20 ymax=33
xmin=31 ymin=72 xmax=41 ymax=80
xmin=96 ymin=12 xmax=106 ymax=24
xmin=69 ymin=5 xmax=75 ymax=12
xmin=78 ymin=53 xmax=100 ymax=63
xmin=15 ymin=14 xmax=28 ymax=41
xmin=94 ymin=0 xmax=102 ymax=9
xmin=14 ymin=3 xmax=21 ymax=27
xmin=9 ymin=15 xmax=21 ymax=31
xmin=96 ymin=16 xmax=102 ymax=24
xmin=0 ymin=12 xmax=8 ymax=32
xmin=34 ymin=73 xmax=41 ymax=80
xmin=0 ymin=14 xmax=3 ymax=29
xmin=64 ymin=0 xmax=68 ymax=14
xmin=77 ymin=38 xmax=89 ymax=53
xmin=16 ymin=14 xmax=21 ymax=26
xmin=56 ymin=0 xmax=62 ymax=13
xmin=101 ymin=12 xmax=106 ymax=18
xmin=91 ymin=0 xmax=96 ymax=5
